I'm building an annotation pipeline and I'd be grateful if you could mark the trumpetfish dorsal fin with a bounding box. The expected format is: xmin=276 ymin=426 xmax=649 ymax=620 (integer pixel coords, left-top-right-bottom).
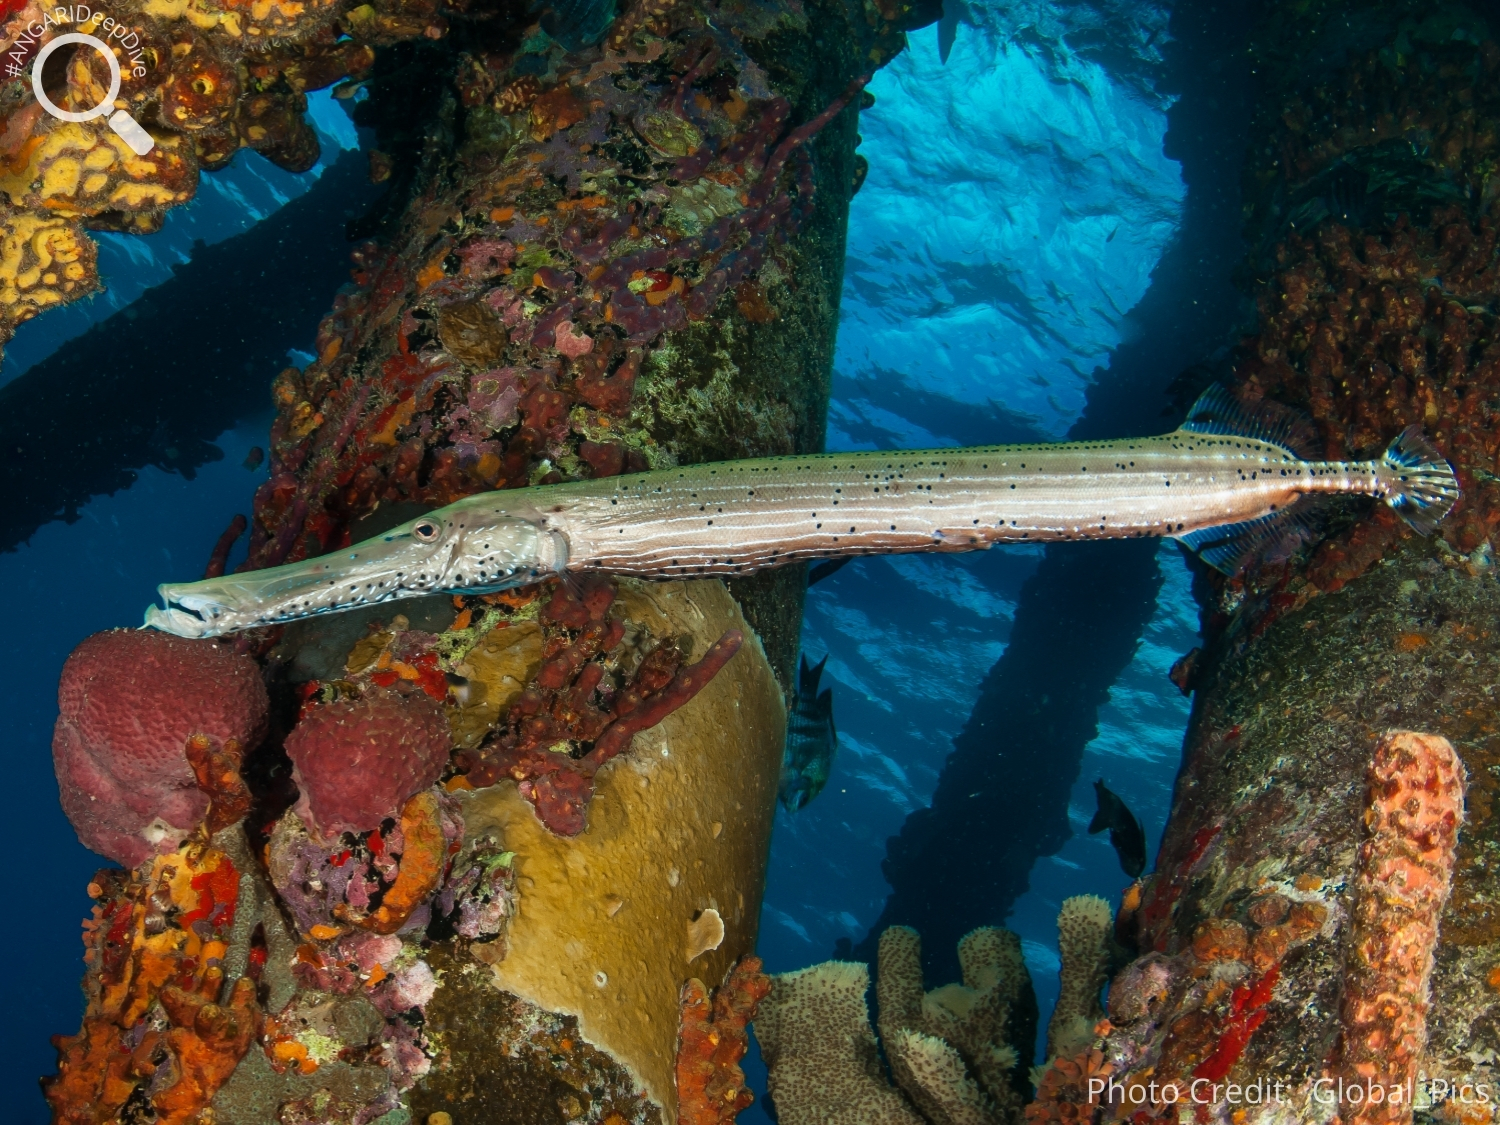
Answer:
xmin=1178 ymin=383 xmax=1320 ymax=459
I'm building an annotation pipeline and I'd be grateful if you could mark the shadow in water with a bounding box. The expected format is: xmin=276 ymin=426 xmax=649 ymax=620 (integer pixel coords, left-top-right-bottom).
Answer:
xmin=0 ymin=149 xmax=379 ymax=555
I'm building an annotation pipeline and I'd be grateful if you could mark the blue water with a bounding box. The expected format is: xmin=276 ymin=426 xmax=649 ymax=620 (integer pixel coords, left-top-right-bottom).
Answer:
xmin=0 ymin=9 xmax=1196 ymax=1118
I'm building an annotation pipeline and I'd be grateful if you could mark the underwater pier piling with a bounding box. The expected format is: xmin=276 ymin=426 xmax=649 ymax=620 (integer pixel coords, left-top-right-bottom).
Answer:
xmin=24 ymin=0 xmax=895 ymax=1113
xmin=1026 ymin=3 xmax=1500 ymax=1121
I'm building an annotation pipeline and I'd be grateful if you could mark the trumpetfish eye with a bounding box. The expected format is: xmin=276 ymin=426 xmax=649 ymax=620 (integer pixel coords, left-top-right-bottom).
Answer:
xmin=412 ymin=519 xmax=441 ymax=542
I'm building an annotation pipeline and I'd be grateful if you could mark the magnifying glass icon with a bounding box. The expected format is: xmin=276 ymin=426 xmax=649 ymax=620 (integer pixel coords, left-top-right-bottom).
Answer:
xmin=31 ymin=33 xmax=155 ymax=155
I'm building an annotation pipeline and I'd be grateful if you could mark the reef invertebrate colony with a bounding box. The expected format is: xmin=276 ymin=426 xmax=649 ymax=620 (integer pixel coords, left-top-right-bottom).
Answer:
xmin=51 ymin=629 xmax=267 ymax=866
xmin=147 ymin=388 xmax=1459 ymax=638
xmin=0 ymin=0 xmax=392 ymax=344
xmin=1043 ymin=895 xmax=1112 ymax=1065
xmin=758 ymin=898 xmax=1111 ymax=1125
xmin=1063 ymin=735 xmax=1464 ymax=1124
xmin=456 ymin=578 xmax=786 ymax=1116
xmin=283 ymin=685 xmax=452 ymax=840
xmin=455 ymin=576 xmax=746 ymax=834
xmin=676 ymin=956 xmax=771 ymax=1124
xmin=42 ymin=0 xmax=898 ymax=1108
xmin=43 ymin=843 xmax=258 ymax=1124
xmin=756 ymin=958 xmax=926 ymax=1125
xmin=1337 ymin=731 xmax=1465 ymax=1124
xmin=241 ymin=12 xmax=880 ymax=582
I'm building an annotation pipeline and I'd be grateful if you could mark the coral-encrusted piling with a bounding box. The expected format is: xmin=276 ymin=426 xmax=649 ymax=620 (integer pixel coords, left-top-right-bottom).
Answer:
xmin=42 ymin=0 xmax=886 ymax=1108
xmin=1053 ymin=4 xmax=1500 ymax=1122
xmin=1338 ymin=732 xmax=1465 ymax=1125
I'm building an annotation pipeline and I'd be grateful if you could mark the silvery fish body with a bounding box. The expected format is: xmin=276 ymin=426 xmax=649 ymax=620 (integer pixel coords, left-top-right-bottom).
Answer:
xmin=145 ymin=388 xmax=1461 ymax=639
xmin=780 ymin=654 xmax=837 ymax=813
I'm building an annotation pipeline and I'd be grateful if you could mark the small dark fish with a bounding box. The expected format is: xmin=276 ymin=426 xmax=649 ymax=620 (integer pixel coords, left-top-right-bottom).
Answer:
xmin=242 ymin=446 xmax=265 ymax=471
xmin=779 ymin=654 xmax=837 ymax=812
xmin=1089 ymin=779 xmax=1146 ymax=878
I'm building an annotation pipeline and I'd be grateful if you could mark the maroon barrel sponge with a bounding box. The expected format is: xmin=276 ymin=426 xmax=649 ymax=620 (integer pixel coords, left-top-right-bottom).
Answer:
xmin=52 ymin=629 xmax=269 ymax=867
xmin=284 ymin=688 xmax=452 ymax=842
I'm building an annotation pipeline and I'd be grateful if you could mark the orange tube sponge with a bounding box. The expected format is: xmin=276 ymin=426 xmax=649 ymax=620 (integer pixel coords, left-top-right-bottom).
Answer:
xmin=1338 ymin=731 xmax=1466 ymax=1125
xmin=676 ymin=956 xmax=771 ymax=1124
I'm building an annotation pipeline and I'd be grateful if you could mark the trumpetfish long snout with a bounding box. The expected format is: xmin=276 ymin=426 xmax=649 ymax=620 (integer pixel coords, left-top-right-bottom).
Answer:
xmin=145 ymin=387 xmax=1461 ymax=639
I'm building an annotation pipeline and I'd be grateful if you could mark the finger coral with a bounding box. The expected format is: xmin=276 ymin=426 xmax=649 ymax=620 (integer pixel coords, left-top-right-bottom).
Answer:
xmin=756 ymin=960 xmax=925 ymax=1125
xmin=52 ymin=629 xmax=267 ymax=866
xmin=1045 ymin=895 xmax=1113 ymax=1064
xmin=283 ymin=685 xmax=452 ymax=841
xmin=759 ymin=924 xmax=1037 ymax=1125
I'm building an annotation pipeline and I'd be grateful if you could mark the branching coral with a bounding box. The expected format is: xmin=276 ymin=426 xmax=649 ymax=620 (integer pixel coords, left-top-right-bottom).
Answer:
xmin=1044 ymin=895 xmax=1112 ymax=1065
xmin=878 ymin=926 xmax=1035 ymax=1123
xmin=756 ymin=960 xmax=926 ymax=1125
xmin=758 ymin=924 xmax=1037 ymax=1125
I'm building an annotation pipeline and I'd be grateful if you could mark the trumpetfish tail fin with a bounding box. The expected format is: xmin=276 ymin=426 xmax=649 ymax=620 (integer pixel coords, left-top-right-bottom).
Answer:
xmin=1382 ymin=425 xmax=1461 ymax=535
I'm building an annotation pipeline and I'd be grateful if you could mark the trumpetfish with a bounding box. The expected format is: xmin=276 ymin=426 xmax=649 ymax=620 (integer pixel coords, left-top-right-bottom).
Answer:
xmin=145 ymin=387 xmax=1461 ymax=639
